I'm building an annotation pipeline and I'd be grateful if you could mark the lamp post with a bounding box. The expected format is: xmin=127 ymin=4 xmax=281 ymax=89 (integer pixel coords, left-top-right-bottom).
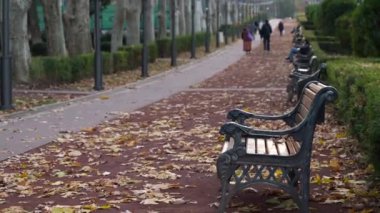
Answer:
xmin=205 ymin=0 xmax=210 ymax=53
xmin=0 ymin=0 xmax=12 ymax=110
xmin=190 ymin=0 xmax=196 ymax=59
xmin=141 ymin=0 xmax=149 ymax=77
xmin=216 ymin=0 xmax=220 ymax=48
xmin=93 ymin=0 xmax=103 ymax=91
xmin=170 ymin=0 xmax=177 ymax=66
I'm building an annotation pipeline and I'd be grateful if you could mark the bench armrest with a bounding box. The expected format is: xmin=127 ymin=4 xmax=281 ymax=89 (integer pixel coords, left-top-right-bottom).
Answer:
xmin=227 ymin=108 xmax=292 ymax=123
xmin=220 ymin=121 xmax=300 ymax=138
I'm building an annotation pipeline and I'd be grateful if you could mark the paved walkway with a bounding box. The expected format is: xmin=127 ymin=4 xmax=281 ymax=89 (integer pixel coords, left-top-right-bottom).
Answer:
xmin=2 ymin=19 xmax=378 ymax=212
xmin=0 ymin=22 xmax=270 ymax=161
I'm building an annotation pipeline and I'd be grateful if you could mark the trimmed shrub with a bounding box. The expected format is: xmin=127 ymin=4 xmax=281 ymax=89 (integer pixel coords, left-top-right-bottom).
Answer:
xmin=335 ymin=13 xmax=352 ymax=52
xmin=351 ymin=0 xmax=380 ymax=57
xmin=319 ymin=0 xmax=356 ymax=35
xmin=326 ymin=59 xmax=380 ymax=173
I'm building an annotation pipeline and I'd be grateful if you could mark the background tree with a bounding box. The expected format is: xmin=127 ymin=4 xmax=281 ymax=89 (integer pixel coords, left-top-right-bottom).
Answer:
xmin=125 ymin=0 xmax=142 ymax=45
xmin=111 ymin=0 xmax=126 ymax=52
xmin=40 ymin=0 xmax=67 ymax=56
xmin=157 ymin=0 xmax=167 ymax=39
xmin=28 ymin=0 xmax=42 ymax=45
xmin=11 ymin=0 xmax=32 ymax=83
xmin=177 ymin=0 xmax=186 ymax=35
xmin=146 ymin=0 xmax=156 ymax=42
xmin=63 ymin=0 xmax=93 ymax=55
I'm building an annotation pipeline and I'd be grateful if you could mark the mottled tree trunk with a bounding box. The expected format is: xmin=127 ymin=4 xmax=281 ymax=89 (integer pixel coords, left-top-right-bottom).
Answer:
xmin=63 ymin=0 xmax=92 ymax=56
xmin=111 ymin=0 xmax=126 ymax=52
xmin=210 ymin=0 xmax=217 ymax=33
xmin=11 ymin=0 xmax=32 ymax=83
xmin=146 ymin=0 xmax=155 ymax=42
xmin=157 ymin=0 xmax=167 ymax=39
xmin=28 ymin=0 xmax=42 ymax=45
xmin=40 ymin=0 xmax=67 ymax=56
xmin=125 ymin=0 xmax=141 ymax=45
xmin=177 ymin=0 xmax=186 ymax=35
xmin=184 ymin=1 xmax=191 ymax=34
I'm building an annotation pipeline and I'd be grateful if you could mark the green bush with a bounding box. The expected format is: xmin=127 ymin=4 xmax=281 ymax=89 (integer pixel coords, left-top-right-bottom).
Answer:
xmin=326 ymin=59 xmax=380 ymax=173
xmin=319 ymin=0 xmax=356 ymax=35
xmin=335 ymin=13 xmax=352 ymax=52
xmin=30 ymin=52 xmax=113 ymax=85
xmin=351 ymin=0 xmax=380 ymax=57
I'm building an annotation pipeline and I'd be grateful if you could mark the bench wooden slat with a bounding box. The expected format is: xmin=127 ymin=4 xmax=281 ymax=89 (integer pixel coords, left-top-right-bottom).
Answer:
xmin=300 ymin=94 xmax=313 ymax=109
xmin=298 ymin=103 xmax=309 ymax=119
xmin=276 ymin=141 xmax=289 ymax=156
xmin=304 ymin=88 xmax=316 ymax=100
xmin=309 ymin=83 xmax=324 ymax=93
xmin=286 ymin=140 xmax=298 ymax=155
xmin=246 ymin=138 xmax=256 ymax=154
xmin=295 ymin=113 xmax=304 ymax=124
xmin=266 ymin=139 xmax=278 ymax=155
xmin=256 ymin=138 xmax=266 ymax=154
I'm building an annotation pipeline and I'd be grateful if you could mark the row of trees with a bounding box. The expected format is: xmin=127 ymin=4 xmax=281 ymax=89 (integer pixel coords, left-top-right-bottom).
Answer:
xmin=305 ymin=0 xmax=380 ymax=57
xmin=1 ymin=0 xmax=261 ymax=84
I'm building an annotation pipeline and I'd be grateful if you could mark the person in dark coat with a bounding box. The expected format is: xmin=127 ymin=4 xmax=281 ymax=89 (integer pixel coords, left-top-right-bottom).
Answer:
xmin=260 ymin=20 xmax=272 ymax=51
xmin=278 ymin=21 xmax=284 ymax=36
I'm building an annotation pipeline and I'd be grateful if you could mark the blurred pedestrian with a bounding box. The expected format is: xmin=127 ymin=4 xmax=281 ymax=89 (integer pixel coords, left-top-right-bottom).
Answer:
xmin=278 ymin=21 xmax=284 ymax=36
xmin=260 ymin=20 xmax=272 ymax=51
xmin=241 ymin=28 xmax=254 ymax=54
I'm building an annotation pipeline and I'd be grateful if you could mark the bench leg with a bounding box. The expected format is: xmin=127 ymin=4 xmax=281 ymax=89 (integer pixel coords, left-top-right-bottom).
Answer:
xmin=299 ymin=167 xmax=310 ymax=213
xmin=218 ymin=180 xmax=229 ymax=213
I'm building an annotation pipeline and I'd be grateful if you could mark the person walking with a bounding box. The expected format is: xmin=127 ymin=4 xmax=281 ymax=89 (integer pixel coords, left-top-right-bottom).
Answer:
xmin=241 ymin=28 xmax=253 ymax=54
xmin=260 ymin=20 xmax=272 ymax=51
xmin=278 ymin=21 xmax=284 ymax=36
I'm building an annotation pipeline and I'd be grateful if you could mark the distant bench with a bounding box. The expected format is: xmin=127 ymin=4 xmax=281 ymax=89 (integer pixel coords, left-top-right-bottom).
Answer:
xmin=216 ymin=81 xmax=338 ymax=213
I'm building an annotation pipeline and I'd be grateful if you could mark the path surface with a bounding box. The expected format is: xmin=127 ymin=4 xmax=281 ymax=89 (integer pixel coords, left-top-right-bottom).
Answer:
xmin=1 ymin=19 xmax=379 ymax=212
xmin=0 ymin=27 xmax=261 ymax=161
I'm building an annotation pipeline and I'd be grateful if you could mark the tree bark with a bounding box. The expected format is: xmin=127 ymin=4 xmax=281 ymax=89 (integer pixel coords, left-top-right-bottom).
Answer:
xmin=28 ymin=0 xmax=42 ymax=45
xmin=63 ymin=0 xmax=92 ymax=56
xmin=157 ymin=0 xmax=167 ymax=39
xmin=40 ymin=0 xmax=67 ymax=56
xmin=11 ymin=0 xmax=32 ymax=83
xmin=146 ymin=0 xmax=155 ymax=42
xmin=125 ymin=0 xmax=141 ymax=45
xmin=184 ymin=1 xmax=191 ymax=34
xmin=177 ymin=0 xmax=185 ymax=35
xmin=111 ymin=0 xmax=126 ymax=52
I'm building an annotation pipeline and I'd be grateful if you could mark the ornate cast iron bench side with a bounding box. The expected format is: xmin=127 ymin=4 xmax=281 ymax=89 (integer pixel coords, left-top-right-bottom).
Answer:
xmin=216 ymin=82 xmax=338 ymax=213
xmin=287 ymin=63 xmax=327 ymax=103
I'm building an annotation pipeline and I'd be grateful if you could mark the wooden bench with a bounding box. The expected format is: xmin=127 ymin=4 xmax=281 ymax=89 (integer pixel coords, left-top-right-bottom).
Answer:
xmin=287 ymin=63 xmax=327 ymax=102
xmin=216 ymin=81 xmax=338 ymax=213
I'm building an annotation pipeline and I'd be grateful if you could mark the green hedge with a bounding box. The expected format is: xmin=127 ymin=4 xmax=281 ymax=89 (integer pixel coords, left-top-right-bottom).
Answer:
xmin=351 ymin=0 xmax=380 ymax=57
xmin=30 ymin=43 xmax=158 ymax=85
xmin=156 ymin=32 xmax=206 ymax=58
xmin=326 ymin=59 xmax=380 ymax=173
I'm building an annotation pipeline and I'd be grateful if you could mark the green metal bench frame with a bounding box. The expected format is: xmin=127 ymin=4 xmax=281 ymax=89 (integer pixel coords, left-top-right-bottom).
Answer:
xmin=216 ymin=81 xmax=338 ymax=213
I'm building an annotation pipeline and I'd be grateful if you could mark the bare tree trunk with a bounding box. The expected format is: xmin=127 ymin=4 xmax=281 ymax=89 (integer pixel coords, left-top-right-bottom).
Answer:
xmin=28 ymin=0 xmax=42 ymax=45
xmin=63 ymin=0 xmax=92 ymax=56
xmin=146 ymin=0 xmax=155 ymax=42
xmin=125 ymin=0 xmax=141 ymax=45
xmin=40 ymin=0 xmax=67 ymax=56
xmin=158 ymin=0 xmax=167 ymax=39
xmin=184 ymin=1 xmax=191 ymax=34
xmin=210 ymin=0 xmax=217 ymax=33
xmin=177 ymin=0 xmax=185 ymax=35
xmin=111 ymin=0 xmax=126 ymax=52
xmin=11 ymin=0 xmax=32 ymax=83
